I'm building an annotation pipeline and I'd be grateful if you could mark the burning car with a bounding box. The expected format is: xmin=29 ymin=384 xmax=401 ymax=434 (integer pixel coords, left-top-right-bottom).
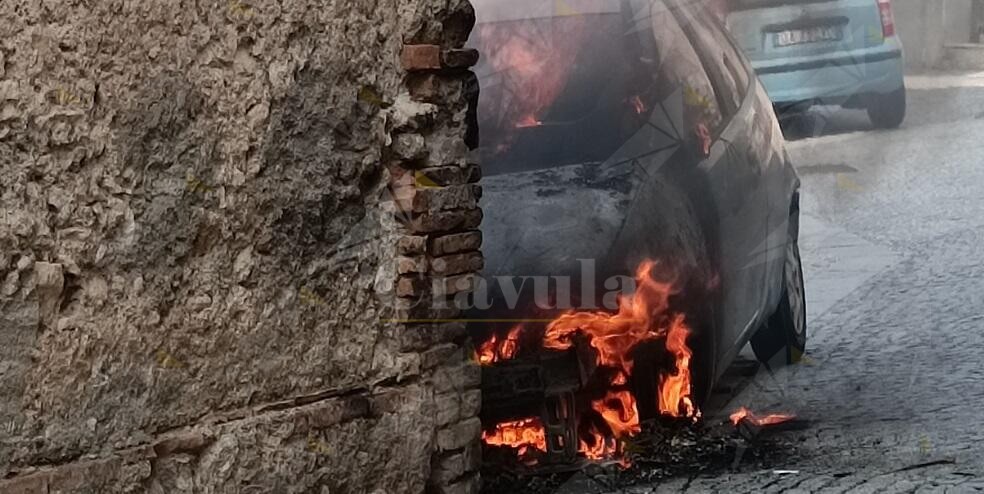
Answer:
xmin=467 ymin=0 xmax=806 ymax=465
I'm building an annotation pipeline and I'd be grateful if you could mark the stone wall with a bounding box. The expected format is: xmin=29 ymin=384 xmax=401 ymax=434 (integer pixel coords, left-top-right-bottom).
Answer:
xmin=0 ymin=0 xmax=482 ymax=492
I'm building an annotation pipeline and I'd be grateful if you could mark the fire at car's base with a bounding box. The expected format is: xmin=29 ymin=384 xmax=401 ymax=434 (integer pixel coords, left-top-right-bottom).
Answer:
xmin=480 ymin=416 xmax=799 ymax=494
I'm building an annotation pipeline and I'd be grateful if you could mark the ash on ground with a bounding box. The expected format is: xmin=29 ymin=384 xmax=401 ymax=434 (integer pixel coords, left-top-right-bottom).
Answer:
xmin=481 ymin=418 xmax=798 ymax=494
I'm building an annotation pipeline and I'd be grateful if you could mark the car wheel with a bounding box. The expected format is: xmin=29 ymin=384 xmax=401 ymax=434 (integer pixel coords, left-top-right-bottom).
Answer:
xmin=751 ymin=204 xmax=807 ymax=367
xmin=867 ymin=86 xmax=906 ymax=129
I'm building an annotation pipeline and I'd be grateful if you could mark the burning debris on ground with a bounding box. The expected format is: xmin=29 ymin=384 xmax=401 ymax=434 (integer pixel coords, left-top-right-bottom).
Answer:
xmin=481 ymin=415 xmax=799 ymax=494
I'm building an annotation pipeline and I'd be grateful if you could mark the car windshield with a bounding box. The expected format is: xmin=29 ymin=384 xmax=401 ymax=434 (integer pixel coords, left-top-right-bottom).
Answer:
xmin=469 ymin=1 xmax=729 ymax=176
xmin=470 ymin=12 xmax=653 ymax=175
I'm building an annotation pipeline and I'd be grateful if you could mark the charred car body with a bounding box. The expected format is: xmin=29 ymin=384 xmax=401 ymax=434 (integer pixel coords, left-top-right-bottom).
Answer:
xmin=468 ymin=0 xmax=805 ymax=427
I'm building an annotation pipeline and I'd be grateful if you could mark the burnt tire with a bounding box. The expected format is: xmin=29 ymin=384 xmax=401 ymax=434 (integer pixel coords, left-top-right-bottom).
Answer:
xmin=751 ymin=203 xmax=807 ymax=368
xmin=867 ymin=86 xmax=906 ymax=129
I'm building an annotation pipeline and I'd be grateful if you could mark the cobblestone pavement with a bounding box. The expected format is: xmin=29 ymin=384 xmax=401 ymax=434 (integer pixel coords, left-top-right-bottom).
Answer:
xmin=594 ymin=74 xmax=984 ymax=492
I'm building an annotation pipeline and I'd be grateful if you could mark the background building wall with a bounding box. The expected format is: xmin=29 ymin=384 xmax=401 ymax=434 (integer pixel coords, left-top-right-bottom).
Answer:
xmin=944 ymin=0 xmax=975 ymax=44
xmin=0 ymin=0 xmax=482 ymax=492
xmin=895 ymin=0 xmax=976 ymax=70
xmin=895 ymin=0 xmax=947 ymax=70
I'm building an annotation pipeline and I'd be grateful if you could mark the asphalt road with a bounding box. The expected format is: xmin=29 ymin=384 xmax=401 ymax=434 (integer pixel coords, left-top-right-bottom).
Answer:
xmin=603 ymin=72 xmax=984 ymax=493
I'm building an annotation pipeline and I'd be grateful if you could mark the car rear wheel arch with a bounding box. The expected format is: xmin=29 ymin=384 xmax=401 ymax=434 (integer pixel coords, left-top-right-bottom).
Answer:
xmin=750 ymin=191 xmax=807 ymax=367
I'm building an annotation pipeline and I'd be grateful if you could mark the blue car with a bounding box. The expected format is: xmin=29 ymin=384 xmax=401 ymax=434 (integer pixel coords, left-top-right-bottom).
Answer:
xmin=726 ymin=0 xmax=907 ymax=128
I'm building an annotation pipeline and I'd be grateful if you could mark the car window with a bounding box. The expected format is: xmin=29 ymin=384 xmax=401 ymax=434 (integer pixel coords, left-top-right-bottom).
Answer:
xmin=469 ymin=0 xmax=724 ymax=175
xmin=645 ymin=0 xmax=725 ymax=136
xmin=670 ymin=0 xmax=752 ymax=117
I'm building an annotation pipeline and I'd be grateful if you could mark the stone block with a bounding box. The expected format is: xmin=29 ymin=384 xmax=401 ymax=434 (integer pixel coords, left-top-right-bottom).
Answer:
xmin=432 ymin=361 xmax=481 ymax=395
xmin=407 ymin=73 xmax=440 ymax=102
xmin=432 ymin=450 xmax=465 ymax=484
xmin=435 ymin=473 xmax=480 ymax=494
xmin=459 ymin=389 xmax=481 ymax=420
xmin=398 ymin=323 xmax=467 ymax=352
xmin=436 ymin=417 xmax=481 ymax=452
xmin=441 ymin=49 xmax=480 ymax=69
xmin=392 ymin=132 xmax=427 ymax=160
xmin=434 ymin=392 xmax=461 ymax=427
xmin=421 ymin=343 xmax=463 ymax=370
xmin=34 ymin=261 xmax=63 ymax=328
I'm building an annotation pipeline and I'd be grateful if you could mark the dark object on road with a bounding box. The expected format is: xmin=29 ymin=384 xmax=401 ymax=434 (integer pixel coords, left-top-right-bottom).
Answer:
xmin=727 ymin=0 xmax=907 ymax=129
xmin=468 ymin=0 xmax=807 ymax=466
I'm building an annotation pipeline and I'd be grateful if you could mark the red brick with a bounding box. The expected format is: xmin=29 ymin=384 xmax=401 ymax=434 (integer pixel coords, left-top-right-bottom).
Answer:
xmin=397 ymin=256 xmax=428 ymax=275
xmin=410 ymin=208 xmax=482 ymax=234
xmin=397 ymin=276 xmax=427 ymax=298
xmin=430 ymin=231 xmax=482 ymax=256
xmin=401 ymin=44 xmax=442 ymax=71
xmin=431 ymin=252 xmax=483 ymax=277
xmin=397 ymin=235 xmax=427 ymax=255
xmin=412 ymin=184 xmax=480 ymax=213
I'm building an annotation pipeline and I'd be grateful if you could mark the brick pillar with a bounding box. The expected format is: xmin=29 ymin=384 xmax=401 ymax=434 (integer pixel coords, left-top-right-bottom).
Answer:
xmin=393 ymin=28 xmax=483 ymax=494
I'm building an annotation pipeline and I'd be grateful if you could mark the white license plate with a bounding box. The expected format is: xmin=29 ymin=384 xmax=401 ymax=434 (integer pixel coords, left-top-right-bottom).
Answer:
xmin=775 ymin=25 xmax=843 ymax=47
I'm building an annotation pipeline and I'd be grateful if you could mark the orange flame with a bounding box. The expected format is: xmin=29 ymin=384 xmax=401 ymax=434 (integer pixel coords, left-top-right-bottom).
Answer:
xmin=659 ymin=315 xmax=699 ymax=419
xmin=544 ymin=260 xmax=674 ymax=383
xmin=576 ymin=391 xmax=639 ymax=466
xmin=477 ymin=325 xmax=522 ymax=365
xmin=481 ymin=260 xmax=701 ymax=464
xmin=591 ymin=390 xmax=641 ymax=439
xmin=729 ymin=407 xmax=796 ymax=427
xmin=579 ymin=425 xmax=620 ymax=462
xmin=482 ymin=417 xmax=547 ymax=457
